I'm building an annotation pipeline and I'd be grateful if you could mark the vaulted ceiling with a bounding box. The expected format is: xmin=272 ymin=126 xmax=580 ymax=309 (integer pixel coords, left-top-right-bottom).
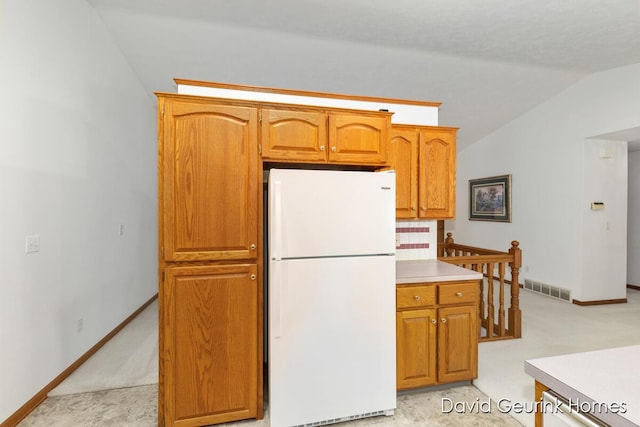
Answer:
xmin=86 ymin=0 xmax=640 ymax=150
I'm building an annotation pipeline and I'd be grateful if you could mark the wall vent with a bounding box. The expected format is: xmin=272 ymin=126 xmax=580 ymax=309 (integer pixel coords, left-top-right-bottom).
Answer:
xmin=524 ymin=279 xmax=571 ymax=302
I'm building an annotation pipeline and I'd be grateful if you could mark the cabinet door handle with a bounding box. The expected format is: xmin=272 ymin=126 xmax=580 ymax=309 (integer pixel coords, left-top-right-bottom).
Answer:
xmin=250 ymin=244 xmax=256 ymax=250
xmin=431 ymin=319 xmax=437 ymax=324
xmin=441 ymin=318 xmax=447 ymax=323
xmin=320 ymin=145 xmax=326 ymax=151
xmin=331 ymin=146 xmax=337 ymax=152
xmin=411 ymin=207 xmax=416 ymax=211
xmin=250 ymin=274 xmax=256 ymax=280
xmin=420 ymin=206 xmax=426 ymax=211
xmin=456 ymin=292 xmax=463 ymax=297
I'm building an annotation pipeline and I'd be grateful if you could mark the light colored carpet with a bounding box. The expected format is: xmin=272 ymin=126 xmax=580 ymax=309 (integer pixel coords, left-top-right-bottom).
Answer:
xmin=474 ymin=288 xmax=640 ymax=426
xmin=20 ymin=385 xmax=157 ymax=427
xmin=48 ymin=300 xmax=158 ymax=397
xmin=31 ymin=289 xmax=640 ymax=427
xmin=21 ymin=384 xmax=522 ymax=427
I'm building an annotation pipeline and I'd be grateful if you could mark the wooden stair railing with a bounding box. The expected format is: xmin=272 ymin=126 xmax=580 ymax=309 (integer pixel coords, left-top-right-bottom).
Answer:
xmin=437 ymin=233 xmax=522 ymax=342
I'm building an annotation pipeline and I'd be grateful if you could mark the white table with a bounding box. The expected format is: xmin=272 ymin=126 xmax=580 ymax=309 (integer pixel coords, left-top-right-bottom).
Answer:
xmin=525 ymin=345 xmax=640 ymax=426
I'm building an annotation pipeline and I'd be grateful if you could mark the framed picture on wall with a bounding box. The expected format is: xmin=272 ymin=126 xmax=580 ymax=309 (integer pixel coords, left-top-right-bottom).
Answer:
xmin=469 ymin=174 xmax=512 ymax=222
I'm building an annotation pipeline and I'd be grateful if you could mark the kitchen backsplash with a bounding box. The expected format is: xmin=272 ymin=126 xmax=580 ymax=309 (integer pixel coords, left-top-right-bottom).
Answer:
xmin=395 ymin=220 xmax=437 ymax=260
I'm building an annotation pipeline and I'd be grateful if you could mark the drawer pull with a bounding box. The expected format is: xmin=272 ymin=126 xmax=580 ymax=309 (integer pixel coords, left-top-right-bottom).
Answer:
xmin=414 ymin=295 xmax=421 ymax=301
xmin=456 ymin=292 xmax=463 ymax=297
xmin=441 ymin=318 xmax=447 ymax=323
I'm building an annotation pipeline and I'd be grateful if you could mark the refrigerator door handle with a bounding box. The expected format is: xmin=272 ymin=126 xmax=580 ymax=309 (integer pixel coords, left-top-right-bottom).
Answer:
xmin=272 ymin=261 xmax=283 ymax=339
xmin=273 ymin=181 xmax=283 ymax=261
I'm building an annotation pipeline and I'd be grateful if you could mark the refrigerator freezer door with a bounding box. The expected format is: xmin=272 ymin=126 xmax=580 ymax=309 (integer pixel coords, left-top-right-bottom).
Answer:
xmin=268 ymin=255 xmax=396 ymax=427
xmin=269 ymin=169 xmax=395 ymax=259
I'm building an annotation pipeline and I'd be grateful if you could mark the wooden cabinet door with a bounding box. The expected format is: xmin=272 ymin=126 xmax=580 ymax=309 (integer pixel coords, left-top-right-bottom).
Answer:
xmin=418 ymin=127 xmax=456 ymax=219
xmin=162 ymin=264 xmax=259 ymax=426
xmin=396 ymin=308 xmax=437 ymax=389
xmin=389 ymin=127 xmax=418 ymax=218
xmin=437 ymin=305 xmax=478 ymax=383
xmin=328 ymin=112 xmax=389 ymax=165
xmin=161 ymin=100 xmax=259 ymax=261
xmin=260 ymin=108 xmax=328 ymax=162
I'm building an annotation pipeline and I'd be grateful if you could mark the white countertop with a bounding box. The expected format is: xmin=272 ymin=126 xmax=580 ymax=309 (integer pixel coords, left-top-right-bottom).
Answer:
xmin=396 ymin=259 xmax=483 ymax=284
xmin=525 ymin=345 xmax=640 ymax=427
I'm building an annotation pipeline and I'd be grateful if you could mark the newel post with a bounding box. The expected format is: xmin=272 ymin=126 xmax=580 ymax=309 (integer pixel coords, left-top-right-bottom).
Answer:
xmin=508 ymin=241 xmax=522 ymax=338
xmin=445 ymin=232 xmax=455 ymax=257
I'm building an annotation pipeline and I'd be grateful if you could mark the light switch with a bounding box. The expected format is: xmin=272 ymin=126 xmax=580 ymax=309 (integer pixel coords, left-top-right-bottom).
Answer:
xmin=25 ymin=234 xmax=40 ymax=253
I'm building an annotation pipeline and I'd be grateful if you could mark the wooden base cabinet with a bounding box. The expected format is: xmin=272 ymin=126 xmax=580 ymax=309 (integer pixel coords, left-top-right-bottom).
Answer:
xmin=396 ymin=308 xmax=438 ymax=389
xmin=161 ymin=264 xmax=260 ymax=426
xmin=396 ymin=280 xmax=478 ymax=390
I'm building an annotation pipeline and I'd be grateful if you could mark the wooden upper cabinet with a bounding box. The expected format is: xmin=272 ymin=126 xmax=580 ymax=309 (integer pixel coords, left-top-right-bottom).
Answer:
xmin=389 ymin=127 xmax=419 ymax=218
xmin=260 ymin=107 xmax=390 ymax=166
xmin=418 ymin=127 xmax=456 ymax=219
xmin=260 ymin=108 xmax=327 ymax=162
xmin=390 ymin=125 xmax=457 ymax=220
xmin=329 ymin=112 xmax=389 ymax=165
xmin=160 ymin=98 xmax=259 ymax=261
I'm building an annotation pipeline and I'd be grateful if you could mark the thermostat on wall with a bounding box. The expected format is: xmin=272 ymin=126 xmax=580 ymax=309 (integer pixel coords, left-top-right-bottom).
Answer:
xmin=591 ymin=202 xmax=604 ymax=210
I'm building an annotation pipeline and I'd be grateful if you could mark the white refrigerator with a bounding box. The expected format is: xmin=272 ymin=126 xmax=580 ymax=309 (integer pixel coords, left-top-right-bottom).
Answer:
xmin=268 ymin=168 xmax=397 ymax=427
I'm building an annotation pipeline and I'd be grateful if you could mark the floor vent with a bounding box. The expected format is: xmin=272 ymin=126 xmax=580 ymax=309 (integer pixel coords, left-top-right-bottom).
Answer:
xmin=524 ymin=279 xmax=571 ymax=302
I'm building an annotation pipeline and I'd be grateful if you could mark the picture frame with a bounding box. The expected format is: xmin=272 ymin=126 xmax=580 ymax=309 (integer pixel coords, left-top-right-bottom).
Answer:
xmin=469 ymin=174 xmax=512 ymax=222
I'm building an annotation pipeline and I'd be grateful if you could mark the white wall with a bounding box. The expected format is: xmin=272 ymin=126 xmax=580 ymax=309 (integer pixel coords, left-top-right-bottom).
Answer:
xmin=581 ymin=140 xmax=627 ymax=301
xmin=448 ymin=63 xmax=640 ymax=302
xmin=98 ymin=7 xmax=583 ymax=145
xmin=0 ymin=0 xmax=157 ymax=422
xmin=629 ymin=151 xmax=640 ymax=286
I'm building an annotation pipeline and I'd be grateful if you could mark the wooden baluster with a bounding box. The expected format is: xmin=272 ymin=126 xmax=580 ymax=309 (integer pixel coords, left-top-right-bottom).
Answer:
xmin=486 ymin=262 xmax=495 ymax=339
xmin=445 ymin=232 xmax=454 ymax=257
xmin=498 ymin=262 xmax=506 ymax=337
xmin=475 ymin=263 xmax=484 ymax=340
xmin=437 ymin=235 xmax=522 ymax=341
xmin=477 ymin=263 xmax=485 ymax=338
xmin=508 ymin=241 xmax=522 ymax=338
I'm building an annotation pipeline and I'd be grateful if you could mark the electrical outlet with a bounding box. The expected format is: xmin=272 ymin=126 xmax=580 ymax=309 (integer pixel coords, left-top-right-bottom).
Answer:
xmin=25 ymin=234 xmax=40 ymax=253
xmin=119 ymin=224 xmax=124 ymax=236
xmin=395 ymin=234 xmax=401 ymax=247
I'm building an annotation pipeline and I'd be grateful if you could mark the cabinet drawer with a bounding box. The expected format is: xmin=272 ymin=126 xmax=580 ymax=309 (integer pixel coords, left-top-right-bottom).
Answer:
xmin=438 ymin=282 xmax=478 ymax=305
xmin=397 ymin=286 xmax=436 ymax=309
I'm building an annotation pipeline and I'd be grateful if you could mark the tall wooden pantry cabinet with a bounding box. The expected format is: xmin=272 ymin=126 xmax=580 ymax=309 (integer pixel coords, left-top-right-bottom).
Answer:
xmin=157 ymin=94 xmax=263 ymax=427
